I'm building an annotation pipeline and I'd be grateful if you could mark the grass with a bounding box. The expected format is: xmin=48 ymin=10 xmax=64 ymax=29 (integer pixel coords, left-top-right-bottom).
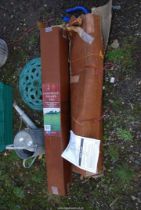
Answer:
xmin=115 ymin=164 xmax=134 ymax=185
xmin=116 ymin=128 xmax=133 ymax=141
xmin=106 ymin=38 xmax=135 ymax=80
xmin=110 ymin=98 xmax=124 ymax=112
xmin=109 ymin=145 xmax=119 ymax=161
xmin=106 ymin=48 xmax=126 ymax=63
xmin=13 ymin=187 xmax=25 ymax=199
xmin=0 ymin=151 xmax=51 ymax=210
xmin=106 ymin=39 xmax=134 ymax=68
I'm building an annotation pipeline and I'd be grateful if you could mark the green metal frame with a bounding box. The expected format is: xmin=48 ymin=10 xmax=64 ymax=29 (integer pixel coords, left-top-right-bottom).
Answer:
xmin=0 ymin=82 xmax=13 ymax=152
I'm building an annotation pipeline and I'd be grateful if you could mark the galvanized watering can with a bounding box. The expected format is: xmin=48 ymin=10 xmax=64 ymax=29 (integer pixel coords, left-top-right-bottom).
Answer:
xmin=7 ymin=128 xmax=45 ymax=168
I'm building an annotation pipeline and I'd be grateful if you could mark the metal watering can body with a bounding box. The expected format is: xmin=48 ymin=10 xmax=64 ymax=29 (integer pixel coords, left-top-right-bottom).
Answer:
xmin=7 ymin=128 xmax=45 ymax=168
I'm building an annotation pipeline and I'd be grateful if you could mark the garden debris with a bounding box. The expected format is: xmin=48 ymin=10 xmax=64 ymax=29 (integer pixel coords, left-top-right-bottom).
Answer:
xmin=112 ymin=5 xmax=121 ymax=11
xmin=110 ymin=77 xmax=115 ymax=83
xmin=110 ymin=196 xmax=120 ymax=208
xmin=131 ymin=196 xmax=141 ymax=203
xmin=111 ymin=39 xmax=120 ymax=49
xmin=66 ymin=26 xmax=94 ymax=44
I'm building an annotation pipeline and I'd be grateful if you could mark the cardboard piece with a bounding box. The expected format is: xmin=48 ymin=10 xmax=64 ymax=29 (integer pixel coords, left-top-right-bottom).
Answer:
xmin=92 ymin=0 xmax=112 ymax=48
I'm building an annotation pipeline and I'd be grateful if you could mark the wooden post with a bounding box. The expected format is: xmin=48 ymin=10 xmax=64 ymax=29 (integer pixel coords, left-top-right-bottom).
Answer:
xmin=40 ymin=27 xmax=71 ymax=195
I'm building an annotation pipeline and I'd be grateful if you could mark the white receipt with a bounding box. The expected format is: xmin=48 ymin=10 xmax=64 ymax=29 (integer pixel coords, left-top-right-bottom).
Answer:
xmin=61 ymin=131 xmax=100 ymax=173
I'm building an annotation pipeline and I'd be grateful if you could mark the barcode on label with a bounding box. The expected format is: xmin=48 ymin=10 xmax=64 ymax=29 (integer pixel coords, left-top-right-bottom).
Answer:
xmin=44 ymin=125 xmax=51 ymax=132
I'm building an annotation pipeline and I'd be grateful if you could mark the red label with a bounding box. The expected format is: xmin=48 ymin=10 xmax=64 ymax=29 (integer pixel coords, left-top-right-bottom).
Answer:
xmin=42 ymin=83 xmax=60 ymax=108
xmin=42 ymin=83 xmax=61 ymax=136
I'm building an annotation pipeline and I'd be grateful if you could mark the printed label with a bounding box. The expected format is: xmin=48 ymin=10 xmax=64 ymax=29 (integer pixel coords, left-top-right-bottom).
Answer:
xmin=61 ymin=131 xmax=100 ymax=173
xmin=42 ymin=84 xmax=61 ymax=136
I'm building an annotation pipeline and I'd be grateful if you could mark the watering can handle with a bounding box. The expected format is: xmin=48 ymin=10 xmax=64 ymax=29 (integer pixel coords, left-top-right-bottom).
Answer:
xmin=23 ymin=145 xmax=38 ymax=168
xmin=6 ymin=144 xmax=35 ymax=151
xmin=23 ymin=156 xmax=37 ymax=168
xmin=6 ymin=144 xmax=15 ymax=150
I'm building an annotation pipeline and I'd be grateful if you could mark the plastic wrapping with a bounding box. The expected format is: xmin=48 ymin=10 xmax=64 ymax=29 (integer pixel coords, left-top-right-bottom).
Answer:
xmin=70 ymin=14 xmax=104 ymax=176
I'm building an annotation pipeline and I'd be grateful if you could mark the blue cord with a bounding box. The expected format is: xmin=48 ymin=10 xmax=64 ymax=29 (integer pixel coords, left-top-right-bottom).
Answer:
xmin=63 ymin=6 xmax=89 ymax=23
xmin=65 ymin=6 xmax=89 ymax=14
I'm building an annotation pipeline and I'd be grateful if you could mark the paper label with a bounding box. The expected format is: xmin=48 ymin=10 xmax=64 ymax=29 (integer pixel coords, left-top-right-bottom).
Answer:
xmin=42 ymin=84 xmax=61 ymax=136
xmin=78 ymin=27 xmax=94 ymax=44
xmin=51 ymin=186 xmax=59 ymax=195
xmin=61 ymin=131 xmax=100 ymax=173
xmin=45 ymin=27 xmax=53 ymax=33
xmin=80 ymin=30 xmax=94 ymax=44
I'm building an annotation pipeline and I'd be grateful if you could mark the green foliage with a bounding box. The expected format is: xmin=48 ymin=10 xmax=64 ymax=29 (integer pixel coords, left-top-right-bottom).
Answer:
xmin=104 ymin=115 xmax=123 ymax=132
xmin=13 ymin=187 xmax=25 ymax=199
xmin=6 ymin=151 xmax=19 ymax=161
xmin=111 ymin=99 xmax=123 ymax=111
xmin=115 ymin=164 xmax=134 ymax=185
xmin=106 ymin=41 xmax=134 ymax=72
xmin=31 ymin=171 xmax=44 ymax=183
xmin=117 ymin=128 xmax=133 ymax=141
xmin=109 ymin=145 xmax=119 ymax=161
xmin=27 ymin=34 xmax=38 ymax=46
xmin=107 ymin=48 xmax=126 ymax=62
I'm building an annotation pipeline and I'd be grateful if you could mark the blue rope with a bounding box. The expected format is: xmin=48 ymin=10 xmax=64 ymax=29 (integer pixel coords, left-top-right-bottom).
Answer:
xmin=65 ymin=6 xmax=89 ymax=14
xmin=63 ymin=6 xmax=89 ymax=23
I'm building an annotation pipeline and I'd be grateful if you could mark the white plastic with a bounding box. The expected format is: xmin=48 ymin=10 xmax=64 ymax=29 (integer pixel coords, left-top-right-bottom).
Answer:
xmin=0 ymin=39 xmax=8 ymax=67
xmin=110 ymin=77 xmax=115 ymax=83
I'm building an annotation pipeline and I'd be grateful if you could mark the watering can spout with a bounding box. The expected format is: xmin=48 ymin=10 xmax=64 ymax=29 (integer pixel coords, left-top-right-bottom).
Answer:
xmin=13 ymin=102 xmax=37 ymax=129
xmin=6 ymin=144 xmax=35 ymax=152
